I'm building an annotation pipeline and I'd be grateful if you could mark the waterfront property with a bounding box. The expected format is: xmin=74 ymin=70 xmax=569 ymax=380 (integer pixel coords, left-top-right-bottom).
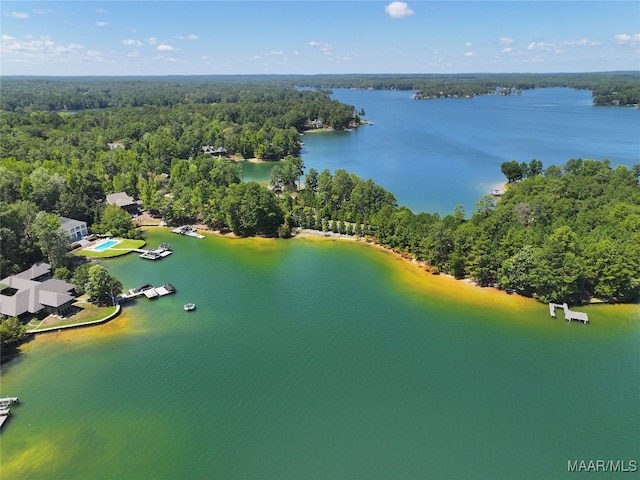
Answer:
xmin=0 ymin=263 xmax=76 ymax=318
xmin=59 ymin=216 xmax=88 ymax=243
xmin=106 ymin=192 xmax=140 ymax=215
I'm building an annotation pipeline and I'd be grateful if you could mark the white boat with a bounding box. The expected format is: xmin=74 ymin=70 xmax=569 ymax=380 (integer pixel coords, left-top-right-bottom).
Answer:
xmin=184 ymin=303 xmax=196 ymax=311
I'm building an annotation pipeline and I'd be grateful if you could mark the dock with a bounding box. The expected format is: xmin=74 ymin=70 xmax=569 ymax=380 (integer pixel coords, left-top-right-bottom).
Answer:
xmin=118 ymin=283 xmax=176 ymax=303
xmin=0 ymin=397 xmax=20 ymax=430
xmin=140 ymin=243 xmax=173 ymax=260
xmin=549 ymin=303 xmax=589 ymax=323
xmin=172 ymin=225 xmax=205 ymax=239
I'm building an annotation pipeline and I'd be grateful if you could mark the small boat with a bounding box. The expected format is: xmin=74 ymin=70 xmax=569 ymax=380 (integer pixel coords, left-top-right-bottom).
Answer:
xmin=184 ymin=303 xmax=196 ymax=311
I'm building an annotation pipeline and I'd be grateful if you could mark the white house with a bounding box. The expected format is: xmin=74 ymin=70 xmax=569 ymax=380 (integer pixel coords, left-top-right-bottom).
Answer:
xmin=59 ymin=216 xmax=88 ymax=243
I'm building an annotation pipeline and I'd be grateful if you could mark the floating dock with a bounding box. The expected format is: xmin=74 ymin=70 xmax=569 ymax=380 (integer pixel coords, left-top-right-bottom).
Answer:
xmin=549 ymin=303 xmax=589 ymax=323
xmin=0 ymin=397 xmax=20 ymax=430
xmin=139 ymin=243 xmax=173 ymax=260
xmin=118 ymin=283 xmax=176 ymax=303
xmin=172 ymin=226 xmax=205 ymax=239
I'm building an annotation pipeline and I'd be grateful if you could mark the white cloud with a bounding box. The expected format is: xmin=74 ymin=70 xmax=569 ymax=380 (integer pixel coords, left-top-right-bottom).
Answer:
xmin=157 ymin=44 xmax=176 ymax=51
xmin=615 ymin=33 xmax=640 ymax=44
xmin=562 ymin=38 xmax=601 ymax=47
xmin=308 ymin=40 xmax=334 ymax=56
xmin=464 ymin=51 xmax=475 ymax=57
xmin=527 ymin=41 xmax=554 ymax=51
xmin=500 ymin=37 xmax=514 ymax=45
xmin=0 ymin=34 xmax=112 ymax=66
xmin=32 ymin=9 xmax=49 ymax=15
xmin=502 ymin=47 xmax=513 ymax=53
xmin=177 ymin=34 xmax=198 ymax=40
xmin=268 ymin=50 xmax=283 ymax=55
xmin=330 ymin=55 xmax=352 ymax=63
xmin=122 ymin=39 xmax=143 ymax=47
xmin=465 ymin=42 xmax=472 ymax=47
xmin=385 ymin=2 xmax=414 ymax=19
xmin=146 ymin=37 xmax=158 ymax=45
xmin=95 ymin=21 xmax=109 ymax=27
xmin=9 ymin=11 xmax=29 ymax=19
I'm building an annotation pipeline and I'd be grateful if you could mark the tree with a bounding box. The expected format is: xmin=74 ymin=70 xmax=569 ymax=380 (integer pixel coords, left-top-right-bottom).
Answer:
xmin=72 ymin=263 xmax=92 ymax=295
xmin=94 ymin=204 xmax=138 ymax=238
xmin=501 ymin=160 xmax=524 ymax=183
xmin=85 ymin=264 xmax=122 ymax=306
xmin=281 ymin=155 xmax=305 ymax=191
xmin=0 ymin=317 xmax=28 ymax=347
xmin=305 ymin=168 xmax=319 ymax=194
xmin=32 ymin=211 xmax=69 ymax=269
xmin=527 ymin=159 xmax=544 ymax=177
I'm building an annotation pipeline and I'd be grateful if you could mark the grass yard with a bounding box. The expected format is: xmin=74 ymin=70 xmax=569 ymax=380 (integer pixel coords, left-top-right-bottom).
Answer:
xmin=76 ymin=238 xmax=146 ymax=258
xmin=28 ymin=300 xmax=118 ymax=331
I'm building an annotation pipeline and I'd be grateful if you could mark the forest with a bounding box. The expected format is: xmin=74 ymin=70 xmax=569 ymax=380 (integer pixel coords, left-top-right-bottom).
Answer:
xmin=1 ymin=79 xmax=639 ymax=309
xmin=2 ymin=72 xmax=640 ymax=111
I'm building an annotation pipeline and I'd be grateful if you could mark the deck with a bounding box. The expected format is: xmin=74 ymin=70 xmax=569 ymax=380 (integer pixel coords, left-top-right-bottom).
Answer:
xmin=549 ymin=303 xmax=589 ymax=323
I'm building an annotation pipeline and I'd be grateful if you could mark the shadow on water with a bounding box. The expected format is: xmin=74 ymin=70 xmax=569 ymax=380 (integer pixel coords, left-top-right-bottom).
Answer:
xmin=0 ymin=334 xmax=36 ymax=366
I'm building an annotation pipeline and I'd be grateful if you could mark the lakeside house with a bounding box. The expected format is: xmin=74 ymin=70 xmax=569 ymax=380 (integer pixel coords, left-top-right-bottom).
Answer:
xmin=106 ymin=192 xmax=140 ymax=215
xmin=0 ymin=263 xmax=76 ymax=318
xmin=202 ymin=146 xmax=228 ymax=157
xmin=59 ymin=216 xmax=88 ymax=244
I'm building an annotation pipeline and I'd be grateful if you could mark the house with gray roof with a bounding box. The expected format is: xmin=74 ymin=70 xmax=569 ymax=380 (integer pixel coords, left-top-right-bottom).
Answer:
xmin=106 ymin=192 xmax=140 ymax=215
xmin=59 ymin=216 xmax=88 ymax=243
xmin=0 ymin=263 xmax=76 ymax=318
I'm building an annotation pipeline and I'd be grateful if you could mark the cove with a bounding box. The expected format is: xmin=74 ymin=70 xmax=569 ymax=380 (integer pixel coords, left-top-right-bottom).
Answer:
xmin=1 ymin=228 xmax=638 ymax=480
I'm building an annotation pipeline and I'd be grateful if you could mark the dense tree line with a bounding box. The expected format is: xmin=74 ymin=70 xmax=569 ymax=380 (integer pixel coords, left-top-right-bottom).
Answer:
xmin=2 ymin=73 xmax=639 ymax=112
xmin=2 ymin=80 xmax=638 ymax=305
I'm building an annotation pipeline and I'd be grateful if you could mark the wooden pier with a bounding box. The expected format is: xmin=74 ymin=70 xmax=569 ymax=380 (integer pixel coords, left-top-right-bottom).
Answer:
xmin=549 ymin=303 xmax=589 ymax=323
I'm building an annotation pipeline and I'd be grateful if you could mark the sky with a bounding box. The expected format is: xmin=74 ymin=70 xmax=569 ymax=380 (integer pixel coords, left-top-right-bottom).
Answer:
xmin=1 ymin=1 xmax=639 ymax=76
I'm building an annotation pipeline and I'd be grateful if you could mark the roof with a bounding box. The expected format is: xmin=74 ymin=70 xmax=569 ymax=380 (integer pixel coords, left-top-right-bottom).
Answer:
xmin=13 ymin=263 xmax=51 ymax=280
xmin=106 ymin=192 xmax=137 ymax=207
xmin=59 ymin=216 xmax=87 ymax=230
xmin=0 ymin=265 xmax=75 ymax=317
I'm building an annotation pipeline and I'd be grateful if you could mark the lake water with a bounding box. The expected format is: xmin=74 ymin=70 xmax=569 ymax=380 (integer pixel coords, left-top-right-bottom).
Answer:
xmin=247 ymin=88 xmax=640 ymax=214
xmin=1 ymin=90 xmax=639 ymax=480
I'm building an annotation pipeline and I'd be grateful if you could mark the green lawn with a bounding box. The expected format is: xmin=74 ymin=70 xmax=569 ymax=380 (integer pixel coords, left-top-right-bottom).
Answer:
xmin=76 ymin=238 xmax=146 ymax=258
xmin=28 ymin=301 xmax=118 ymax=331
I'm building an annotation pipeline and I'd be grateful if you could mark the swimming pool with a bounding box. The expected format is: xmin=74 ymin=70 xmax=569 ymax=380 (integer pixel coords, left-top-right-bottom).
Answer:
xmin=93 ymin=240 xmax=119 ymax=252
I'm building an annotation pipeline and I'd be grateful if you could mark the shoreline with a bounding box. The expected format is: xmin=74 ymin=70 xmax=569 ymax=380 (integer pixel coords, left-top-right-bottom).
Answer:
xmin=140 ymin=224 xmax=637 ymax=311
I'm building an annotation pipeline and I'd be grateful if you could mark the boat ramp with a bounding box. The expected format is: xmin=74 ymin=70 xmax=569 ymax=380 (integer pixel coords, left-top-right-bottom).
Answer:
xmin=172 ymin=225 xmax=205 ymax=239
xmin=118 ymin=283 xmax=176 ymax=303
xmin=0 ymin=397 xmax=20 ymax=430
xmin=549 ymin=303 xmax=589 ymax=323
